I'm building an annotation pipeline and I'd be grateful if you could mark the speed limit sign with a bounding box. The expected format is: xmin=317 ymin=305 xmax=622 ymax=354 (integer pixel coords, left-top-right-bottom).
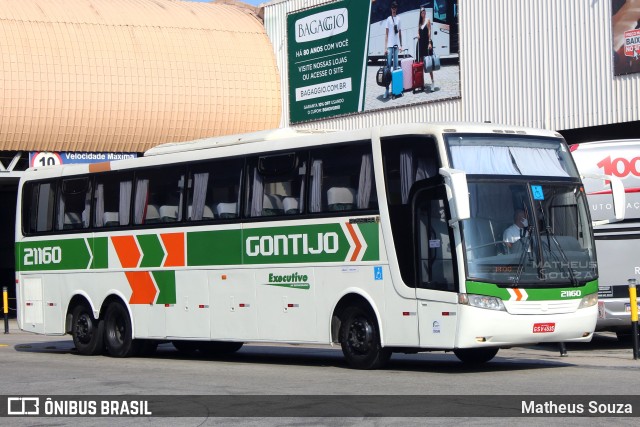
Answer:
xmin=30 ymin=152 xmax=63 ymax=168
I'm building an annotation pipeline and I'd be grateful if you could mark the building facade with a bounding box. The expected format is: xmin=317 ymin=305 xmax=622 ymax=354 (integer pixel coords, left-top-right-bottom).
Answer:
xmin=263 ymin=0 xmax=640 ymax=143
xmin=0 ymin=0 xmax=282 ymax=309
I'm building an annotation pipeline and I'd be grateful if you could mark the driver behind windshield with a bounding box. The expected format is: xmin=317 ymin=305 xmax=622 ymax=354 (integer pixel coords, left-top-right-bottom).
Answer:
xmin=503 ymin=209 xmax=528 ymax=249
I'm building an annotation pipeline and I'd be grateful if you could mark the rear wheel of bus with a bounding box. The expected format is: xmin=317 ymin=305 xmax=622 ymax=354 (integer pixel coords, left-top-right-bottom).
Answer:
xmin=71 ymin=303 xmax=104 ymax=356
xmin=340 ymin=305 xmax=391 ymax=369
xmin=453 ymin=347 xmax=499 ymax=364
xmin=104 ymin=300 xmax=141 ymax=357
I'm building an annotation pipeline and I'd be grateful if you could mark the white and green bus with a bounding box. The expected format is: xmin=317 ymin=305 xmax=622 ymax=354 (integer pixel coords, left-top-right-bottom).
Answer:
xmin=15 ymin=123 xmax=619 ymax=369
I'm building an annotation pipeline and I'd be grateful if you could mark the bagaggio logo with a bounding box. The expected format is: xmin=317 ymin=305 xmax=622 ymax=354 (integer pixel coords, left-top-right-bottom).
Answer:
xmin=7 ymin=397 xmax=40 ymax=415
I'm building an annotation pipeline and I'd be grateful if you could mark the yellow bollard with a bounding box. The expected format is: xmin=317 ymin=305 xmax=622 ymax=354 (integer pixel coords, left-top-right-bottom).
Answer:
xmin=3 ymin=286 xmax=8 ymax=334
xmin=628 ymin=279 xmax=638 ymax=360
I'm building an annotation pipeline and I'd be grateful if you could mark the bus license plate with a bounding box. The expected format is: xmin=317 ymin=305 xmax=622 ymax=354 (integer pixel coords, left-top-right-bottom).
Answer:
xmin=533 ymin=323 xmax=555 ymax=333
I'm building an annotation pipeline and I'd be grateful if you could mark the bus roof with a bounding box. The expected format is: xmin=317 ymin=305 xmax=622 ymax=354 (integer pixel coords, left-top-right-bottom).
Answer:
xmin=144 ymin=122 xmax=562 ymax=157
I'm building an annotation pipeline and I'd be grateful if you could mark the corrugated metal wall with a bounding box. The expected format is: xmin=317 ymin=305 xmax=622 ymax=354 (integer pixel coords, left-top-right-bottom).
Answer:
xmin=264 ymin=0 xmax=640 ymax=132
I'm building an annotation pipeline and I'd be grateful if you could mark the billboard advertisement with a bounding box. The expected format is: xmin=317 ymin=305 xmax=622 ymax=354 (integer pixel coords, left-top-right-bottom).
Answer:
xmin=612 ymin=0 xmax=640 ymax=76
xmin=287 ymin=0 xmax=460 ymax=124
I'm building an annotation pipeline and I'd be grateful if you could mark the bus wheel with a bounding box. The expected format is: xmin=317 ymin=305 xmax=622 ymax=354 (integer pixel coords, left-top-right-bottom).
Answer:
xmin=71 ymin=304 xmax=104 ymax=356
xmin=172 ymin=340 xmax=201 ymax=355
xmin=453 ymin=347 xmax=499 ymax=365
xmin=340 ymin=305 xmax=391 ymax=369
xmin=104 ymin=301 xmax=141 ymax=357
xmin=199 ymin=341 xmax=243 ymax=357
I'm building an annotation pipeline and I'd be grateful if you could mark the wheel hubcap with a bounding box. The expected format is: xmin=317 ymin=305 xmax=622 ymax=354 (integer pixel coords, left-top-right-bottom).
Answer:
xmin=348 ymin=317 xmax=373 ymax=354
xmin=75 ymin=314 xmax=92 ymax=344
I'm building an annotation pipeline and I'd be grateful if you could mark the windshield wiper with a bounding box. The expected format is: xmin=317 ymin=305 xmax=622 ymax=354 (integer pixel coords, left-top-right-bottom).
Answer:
xmin=543 ymin=226 xmax=579 ymax=287
xmin=537 ymin=201 xmax=579 ymax=287
xmin=512 ymin=229 xmax=533 ymax=288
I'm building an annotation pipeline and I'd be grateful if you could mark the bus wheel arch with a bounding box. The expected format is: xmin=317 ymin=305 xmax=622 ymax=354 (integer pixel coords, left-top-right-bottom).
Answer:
xmin=331 ymin=293 xmax=390 ymax=370
xmin=67 ymin=295 xmax=104 ymax=356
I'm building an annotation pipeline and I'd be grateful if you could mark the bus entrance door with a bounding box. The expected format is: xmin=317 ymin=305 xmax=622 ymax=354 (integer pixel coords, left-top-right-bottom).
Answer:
xmin=414 ymin=185 xmax=458 ymax=348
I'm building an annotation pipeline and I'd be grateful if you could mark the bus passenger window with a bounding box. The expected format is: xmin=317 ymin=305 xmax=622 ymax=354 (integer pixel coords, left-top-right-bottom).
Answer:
xmin=247 ymin=152 xmax=306 ymax=218
xmin=23 ymin=181 xmax=56 ymax=234
xmin=134 ymin=167 xmax=185 ymax=225
xmin=94 ymin=173 xmax=132 ymax=228
xmin=309 ymin=144 xmax=377 ymax=213
xmin=56 ymin=178 xmax=92 ymax=231
xmin=187 ymin=158 xmax=243 ymax=221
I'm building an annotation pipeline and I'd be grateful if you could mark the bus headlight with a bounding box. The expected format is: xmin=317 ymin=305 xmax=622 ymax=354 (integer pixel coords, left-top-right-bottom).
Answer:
xmin=578 ymin=293 xmax=598 ymax=309
xmin=459 ymin=294 xmax=506 ymax=311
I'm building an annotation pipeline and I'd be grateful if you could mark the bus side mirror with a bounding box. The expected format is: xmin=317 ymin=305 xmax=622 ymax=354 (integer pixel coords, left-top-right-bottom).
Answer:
xmin=439 ymin=168 xmax=470 ymax=225
xmin=581 ymin=173 xmax=626 ymax=226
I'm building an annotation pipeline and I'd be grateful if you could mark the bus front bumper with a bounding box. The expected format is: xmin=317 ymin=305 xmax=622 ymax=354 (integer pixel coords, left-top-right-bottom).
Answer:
xmin=455 ymin=304 xmax=597 ymax=348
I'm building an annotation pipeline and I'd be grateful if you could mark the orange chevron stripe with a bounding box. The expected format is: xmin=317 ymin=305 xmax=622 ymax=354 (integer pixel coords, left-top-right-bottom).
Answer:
xmin=513 ymin=288 xmax=523 ymax=301
xmin=161 ymin=232 xmax=185 ymax=267
xmin=345 ymin=223 xmax=362 ymax=262
xmin=126 ymin=271 xmax=157 ymax=304
xmin=112 ymin=235 xmax=141 ymax=268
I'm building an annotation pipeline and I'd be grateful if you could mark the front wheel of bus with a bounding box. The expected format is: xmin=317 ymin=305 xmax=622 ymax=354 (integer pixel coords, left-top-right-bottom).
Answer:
xmin=453 ymin=347 xmax=499 ymax=365
xmin=104 ymin=301 xmax=141 ymax=357
xmin=340 ymin=305 xmax=391 ymax=370
xmin=71 ymin=304 xmax=104 ymax=356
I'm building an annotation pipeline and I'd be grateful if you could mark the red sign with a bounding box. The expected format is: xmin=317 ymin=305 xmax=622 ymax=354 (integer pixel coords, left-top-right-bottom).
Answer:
xmin=624 ymin=29 xmax=640 ymax=57
xmin=533 ymin=322 xmax=556 ymax=333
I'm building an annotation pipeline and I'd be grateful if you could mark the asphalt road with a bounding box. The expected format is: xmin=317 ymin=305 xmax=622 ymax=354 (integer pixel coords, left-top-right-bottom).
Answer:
xmin=0 ymin=320 xmax=639 ymax=426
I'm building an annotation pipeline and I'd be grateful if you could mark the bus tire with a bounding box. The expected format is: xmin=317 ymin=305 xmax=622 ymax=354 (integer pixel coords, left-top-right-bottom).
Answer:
xmin=199 ymin=341 xmax=243 ymax=357
xmin=104 ymin=301 xmax=141 ymax=357
xmin=453 ymin=347 xmax=499 ymax=364
xmin=340 ymin=305 xmax=391 ymax=369
xmin=71 ymin=304 xmax=104 ymax=356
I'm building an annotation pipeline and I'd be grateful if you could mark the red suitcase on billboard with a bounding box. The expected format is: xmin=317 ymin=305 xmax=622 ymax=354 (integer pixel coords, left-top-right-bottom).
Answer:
xmin=412 ymin=38 xmax=424 ymax=93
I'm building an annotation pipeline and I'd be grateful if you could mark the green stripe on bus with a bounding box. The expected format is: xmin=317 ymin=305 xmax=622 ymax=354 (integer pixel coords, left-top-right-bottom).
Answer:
xmin=465 ymin=280 xmax=598 ymax=300
xmin=138 ymin=234 xmax=165 ymax=268
xmin=358 ymin=222 xmax=380 ymax=261
xmin=152 ymin=270 xmax=176 ymax=305
xmin=187 ymin=229 xmax=243 ymax=266
xmin=89 ymin=237 xmax=108 ymax=269
xmin=16 ymin=220 xmax=382 ymax=272
xmin=17 ymin=239 xmax=92 ymax=271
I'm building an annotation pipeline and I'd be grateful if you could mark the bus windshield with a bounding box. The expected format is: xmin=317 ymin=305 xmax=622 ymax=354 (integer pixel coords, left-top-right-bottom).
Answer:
xmin=461 ymin=180 xmax=596 ymax=286
xmin=446 ymin=134 xmax=595 ymax=286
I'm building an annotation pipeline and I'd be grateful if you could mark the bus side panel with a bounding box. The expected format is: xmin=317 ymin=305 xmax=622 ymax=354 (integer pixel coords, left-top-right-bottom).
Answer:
xmin=20 ymin=276 xmax=45 ymax=334
xmin=255 ymin=267 xmax=317 ymax=342
xmin=210 ymin=269 xmax=258 ymax=341
xmin=166 ymin=270 xmax=210 ymax=339
xmin=19 ymin=274 xmax=64 ymax=335
xmin=381 ymin=265 xmax=420 ymax=347
xmin=318 ymin=265 xmax=387 ymax=344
